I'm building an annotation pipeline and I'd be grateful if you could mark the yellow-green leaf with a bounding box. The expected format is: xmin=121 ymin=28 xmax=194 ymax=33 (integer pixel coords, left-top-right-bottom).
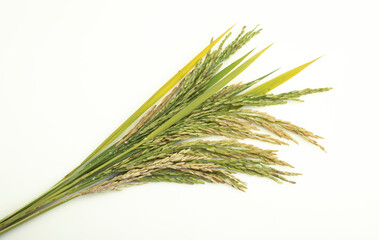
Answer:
xmin=245 ymin=57 xmax=320 ymax=95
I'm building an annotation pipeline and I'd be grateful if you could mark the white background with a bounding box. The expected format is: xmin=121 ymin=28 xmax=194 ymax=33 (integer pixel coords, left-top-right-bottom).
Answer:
xmin=0 ymin=0 xmax=378 ymax=239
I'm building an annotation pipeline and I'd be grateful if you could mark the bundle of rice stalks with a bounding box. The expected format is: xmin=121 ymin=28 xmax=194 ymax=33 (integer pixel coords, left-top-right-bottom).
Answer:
xmin=0 ymin=25 xmax=330 ymax=235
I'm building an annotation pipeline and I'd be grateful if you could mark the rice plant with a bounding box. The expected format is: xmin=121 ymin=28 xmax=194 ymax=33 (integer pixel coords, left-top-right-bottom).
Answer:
xmin=0 ymin=25 xmax=330 ymax=235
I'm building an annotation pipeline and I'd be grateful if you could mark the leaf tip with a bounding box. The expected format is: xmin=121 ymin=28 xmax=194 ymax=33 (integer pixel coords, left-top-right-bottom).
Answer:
xmin=264 ymin=43 xmax=274 ymax=51
xmin=303 ymin=56 xmax=323 ymax=68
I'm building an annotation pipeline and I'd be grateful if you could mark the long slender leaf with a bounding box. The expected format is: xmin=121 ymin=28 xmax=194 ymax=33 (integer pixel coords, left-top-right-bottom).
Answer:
xmin=246 ymin=57 xmax=320 ymax=95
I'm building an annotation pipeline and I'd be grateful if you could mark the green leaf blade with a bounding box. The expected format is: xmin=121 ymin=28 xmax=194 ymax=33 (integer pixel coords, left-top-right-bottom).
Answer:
xmin=246 ymin=57 xmax=320 ymax=95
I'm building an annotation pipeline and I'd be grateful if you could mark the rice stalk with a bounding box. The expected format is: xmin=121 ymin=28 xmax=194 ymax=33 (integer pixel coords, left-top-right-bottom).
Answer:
xmin=0 ymin=25 xmax=330 ymax=236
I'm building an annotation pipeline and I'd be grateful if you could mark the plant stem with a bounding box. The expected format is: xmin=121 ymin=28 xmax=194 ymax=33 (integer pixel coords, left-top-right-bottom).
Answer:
xmin=0 ymin=194 xmax=79 ymax=236
xmin=0 ymin=142 xmax=119 ymax=227
xmin=0 ymin=173 xmax=108 ymax=234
